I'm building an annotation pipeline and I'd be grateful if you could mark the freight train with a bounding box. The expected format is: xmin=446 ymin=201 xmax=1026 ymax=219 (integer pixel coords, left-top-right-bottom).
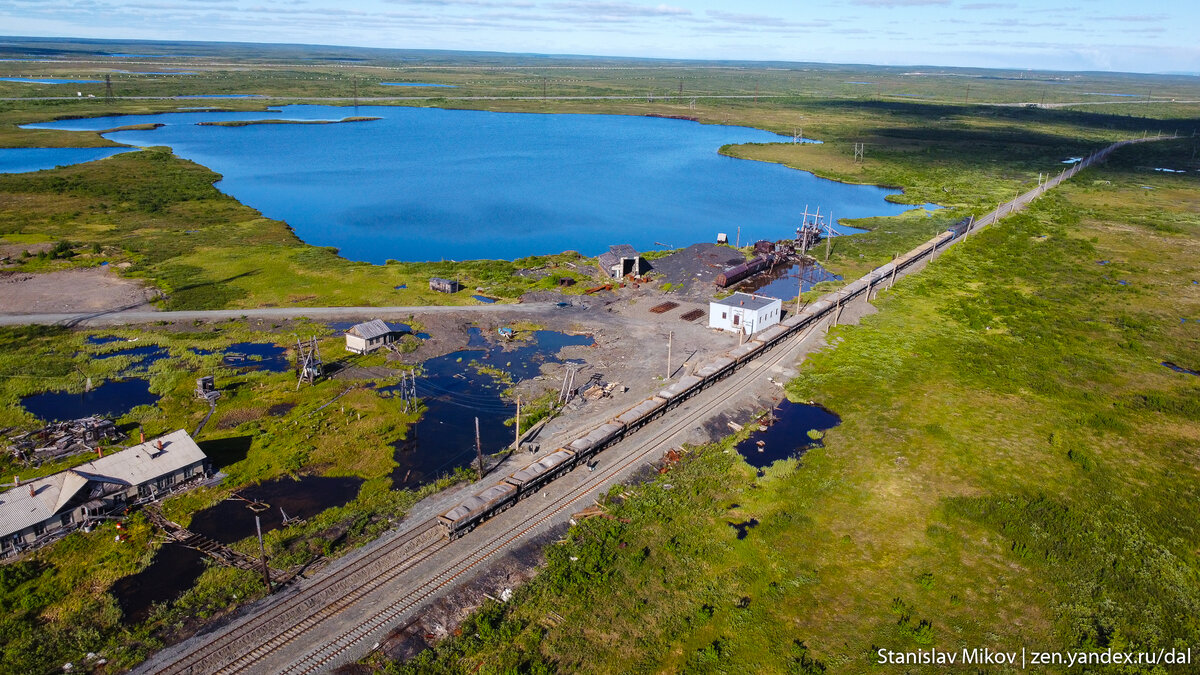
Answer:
xmin=437 ymin=221 xmax=971 ymax=539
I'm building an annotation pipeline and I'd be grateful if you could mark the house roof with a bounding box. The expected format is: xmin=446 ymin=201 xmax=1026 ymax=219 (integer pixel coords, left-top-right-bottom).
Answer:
xmin=347 ymin=319 xmax=392 ymax=340
xmin=711 ymin=292 xmax=780 ymax=312
xmin=608 ymin=244 xmax=639 ymax=258
xmin=0 ymin=429 xmax=207 ymax=539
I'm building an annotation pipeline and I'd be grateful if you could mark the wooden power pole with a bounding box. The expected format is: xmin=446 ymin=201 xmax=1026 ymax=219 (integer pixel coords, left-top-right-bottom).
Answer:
xmin=475 ymin=417 xmax=484 ymax=477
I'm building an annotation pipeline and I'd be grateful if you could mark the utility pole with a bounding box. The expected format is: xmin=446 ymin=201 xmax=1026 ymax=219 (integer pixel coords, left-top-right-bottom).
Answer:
xmin=735 ymin=226 xmax=741 ymax=249
xmin=824 ymin=210 xmax=833 ymax=262
xmin=515 ymin=395 xmax=521 ymax=453
xmin=475 ymin=417 xmax=484 ymax=477
xmin=104 ymin=74 xmax=113 ymax=101
xmin=353 ymin=75 xmax=358 ymax=109
xmin=964 ymin=84 xmax=970 ymax=104
xmin=666 ymin=331 xmax=673 ymax=379
xmin=255 ymin=515 xmax=271 ymax=593
xmin=542 ymin=77 xmax=547 ymax=99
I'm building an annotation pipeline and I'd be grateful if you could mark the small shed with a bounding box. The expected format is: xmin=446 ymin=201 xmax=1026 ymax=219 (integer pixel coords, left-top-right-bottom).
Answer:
xmin=345 ymin=319 xmax=395 ymax=354
xmin=709 ymin=292 xmax=782 ymax=335
xmin=597 ymin=245 xmax=649 ymax=279
xmin=430 ymin=277 xmax=461 ymax=294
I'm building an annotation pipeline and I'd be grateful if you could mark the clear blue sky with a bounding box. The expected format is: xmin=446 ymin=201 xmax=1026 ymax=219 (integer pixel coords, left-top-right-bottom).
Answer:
xmin=2 ymin=0 xmax=1195 ymax=73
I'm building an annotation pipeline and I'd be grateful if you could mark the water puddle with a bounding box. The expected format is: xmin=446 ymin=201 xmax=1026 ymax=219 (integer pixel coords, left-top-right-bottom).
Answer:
xmin=734 ymin=400 xmax=841 ymax=469
xmin=728 ymin=519 xmax=759 ymax=540
xmin=223 ymin=342 xmax=290 ymax=373
xmin=1162 ymin=361 xmax=1200 ymax=376
xmin=85 ymin=335 xmax=125 ymax=345
xmin=111 ymin=543 xmax=207 ymax=623
xmin=386 ymin=328 xmax=592 ymax=488
xmin=92 ymin=344 xmax=169 ymax=366
xmin=21 ymin=378 xmax=156 ymax=422
xmin=739 ymin=260 xmax=842 ymax=300
xmin=110 ymin=475 xmax=363 ymax=619
xmin=472 ymin=295 xmax=498 ymax=304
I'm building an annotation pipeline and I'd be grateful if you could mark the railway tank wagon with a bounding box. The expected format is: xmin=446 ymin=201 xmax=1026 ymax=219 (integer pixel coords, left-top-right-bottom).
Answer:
xmin=438 ymin=482 xmax=518 ymax=539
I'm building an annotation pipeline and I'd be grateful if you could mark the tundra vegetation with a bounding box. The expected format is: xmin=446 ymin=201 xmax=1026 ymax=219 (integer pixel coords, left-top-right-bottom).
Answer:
xmin=372 ymin=140 xmax=1200 ymax=675
xmin=0 ymin=43 xmax=1198 ymax=674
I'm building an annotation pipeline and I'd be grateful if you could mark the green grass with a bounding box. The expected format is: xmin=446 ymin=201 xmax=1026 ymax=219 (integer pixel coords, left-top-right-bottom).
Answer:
xmin=369 ymin=134 xmax=1200 ymax=675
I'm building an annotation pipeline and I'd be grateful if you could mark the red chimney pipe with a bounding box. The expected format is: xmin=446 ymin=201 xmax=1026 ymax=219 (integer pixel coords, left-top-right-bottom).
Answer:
xmin=96 ymin=447 xmax=103 ymax=459
xmin=156 ymin=440 xmax=163 ymax=451
xmin=140 ymin=430 xmax=145 ymax=443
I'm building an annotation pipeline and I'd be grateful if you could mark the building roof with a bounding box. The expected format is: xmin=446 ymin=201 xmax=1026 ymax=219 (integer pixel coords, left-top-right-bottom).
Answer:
xmin=711 ymin=292 xmax=780 ymax=312
xmin=429 ymin=277 xmax=458 ymax=286
xmin=347 ymin=319 xmax=392 ymax=340
xmin=608 ymin=244 xmax=639 ymax=258
xmin=0 ymin=430 xmax=207 ymax=539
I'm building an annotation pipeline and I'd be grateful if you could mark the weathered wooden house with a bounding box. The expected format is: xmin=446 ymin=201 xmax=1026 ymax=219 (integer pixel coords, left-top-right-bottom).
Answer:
xmin=344 ymin=319 xmax=396 ymax=354
xmin=1 ymin=429 xmax=210 ymax=558
xmin=429 ymin=277 xmax=461 ymax=294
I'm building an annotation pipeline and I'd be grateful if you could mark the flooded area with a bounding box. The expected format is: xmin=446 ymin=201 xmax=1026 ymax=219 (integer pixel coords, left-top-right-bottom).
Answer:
xmin=734 ymin=399 xmax=841 ymax=469
xmin=739 ymin=260 xmax=843 ymax=300
xmin=387 ymin=328 xmax=593 ymax=488
xmin=111 ymin=475 xmax=363 ymax=620
xmin=223 ymin=342 xmax=290 ymax=373
xmin=21 ymin=378 xmax=157 ymax=422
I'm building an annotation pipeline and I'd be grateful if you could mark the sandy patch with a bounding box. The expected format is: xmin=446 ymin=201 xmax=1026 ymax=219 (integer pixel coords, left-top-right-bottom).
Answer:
xmin=0 ymin=266 xmax=160 ymax=315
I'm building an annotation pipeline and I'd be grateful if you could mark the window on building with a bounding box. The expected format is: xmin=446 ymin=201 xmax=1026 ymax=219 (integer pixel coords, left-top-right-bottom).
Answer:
xmin=721 ymin=312 xmax=727 ymax=319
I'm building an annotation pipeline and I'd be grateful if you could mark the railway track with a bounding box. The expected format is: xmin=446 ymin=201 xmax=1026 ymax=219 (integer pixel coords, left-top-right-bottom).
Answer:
xmin=144 ymin=135 xmax=1168 ymax=674
xmin=149 ymin=314 xmax=828 ymax=675
xmin=280 ymin=316 xmax=832 ymax=674
xmin=153 ymin=523 xmax=444 ymax=674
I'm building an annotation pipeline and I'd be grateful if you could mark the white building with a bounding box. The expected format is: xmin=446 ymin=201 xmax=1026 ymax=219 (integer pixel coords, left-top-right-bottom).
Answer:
xmin=1 ymin=430 xmax=210 ymax=558
xmin=709 ymin=292 xmax=782 ymax=335
xmin=344 ymin=319 xmax=395 ymax=354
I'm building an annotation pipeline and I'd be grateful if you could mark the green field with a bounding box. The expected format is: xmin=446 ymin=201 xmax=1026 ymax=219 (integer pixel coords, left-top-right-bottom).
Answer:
xmin=1 ymin=40 xmax=1198 ymax=675
xmin=377 ymin=136 xmax=1200 ymax=675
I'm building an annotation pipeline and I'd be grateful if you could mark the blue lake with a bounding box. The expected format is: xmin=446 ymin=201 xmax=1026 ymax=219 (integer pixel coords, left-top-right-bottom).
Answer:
xmin=0 ymin=147 xmax=133 ymax=174
xmin=27 ymin=105 xmax=926 ymax=263
xmin=0 ymin=77 xmax=104 ymax=84
xmin=380 ymin=82 xmax=457 ymax=87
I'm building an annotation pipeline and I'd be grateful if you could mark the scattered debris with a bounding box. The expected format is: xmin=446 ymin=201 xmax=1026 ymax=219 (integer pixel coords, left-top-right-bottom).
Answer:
xmin=5 ymin=416 xmax=121 ymax=464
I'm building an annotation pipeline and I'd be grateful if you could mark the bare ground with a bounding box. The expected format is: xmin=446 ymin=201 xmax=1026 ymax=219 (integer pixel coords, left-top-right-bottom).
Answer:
xmin=0 ymin=266 xmax=159 ymax=315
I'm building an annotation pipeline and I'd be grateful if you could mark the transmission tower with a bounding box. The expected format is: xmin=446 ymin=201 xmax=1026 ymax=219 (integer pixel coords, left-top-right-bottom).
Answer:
xmin=295 ymin=337 xmax=322 ymax=388
xmin=104 ymin=74 xmax=113 ymax=101
xmin=854 ymin=143 xmax=865 ymax=164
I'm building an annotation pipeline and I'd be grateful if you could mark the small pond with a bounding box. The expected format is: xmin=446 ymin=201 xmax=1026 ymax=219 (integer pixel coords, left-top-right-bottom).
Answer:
xmin=740 ymin=260 xmax=843 ymax=300
xmin=0 ymin=77 xmax=104 ymax=84
xmin=21 ymin=378 xmax=156 ymax=422
xmin=734 ymin=399 xmax=841 ymax=469
xmin=386 ymin=328 xmax=593 ymax=488
xmin=110 ymin=475 xmax=363 ymax=620
xmin=223 ymin=342 xmax=290 ymax=373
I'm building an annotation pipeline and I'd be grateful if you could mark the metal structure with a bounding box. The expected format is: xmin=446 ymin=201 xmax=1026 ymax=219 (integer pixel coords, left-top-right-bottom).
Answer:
xmin=295 ymin=337 xmax=322 ymax=387
xmin=795 ymin=204 xmax=825 ymax=253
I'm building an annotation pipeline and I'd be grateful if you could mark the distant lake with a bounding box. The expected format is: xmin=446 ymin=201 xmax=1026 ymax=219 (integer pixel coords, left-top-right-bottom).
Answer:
xmin=0 ymin=147 xmax=133 ymax=173
xmin=27 ymin=105 xmax=925 ymax=263
xmin=0 ymin=77 xmax=104 ymax=84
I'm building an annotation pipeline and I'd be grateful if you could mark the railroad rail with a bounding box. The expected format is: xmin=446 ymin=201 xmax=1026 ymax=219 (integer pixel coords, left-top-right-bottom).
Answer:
xmin=140 ymin=134 xmax=1169 ymax=674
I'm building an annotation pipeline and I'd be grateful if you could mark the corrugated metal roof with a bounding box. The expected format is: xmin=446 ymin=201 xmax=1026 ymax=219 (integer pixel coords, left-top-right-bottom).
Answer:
xmin=348 ymin=319 xmax=392 ymax=340
xmin=0 ymin=430 xmax=207 ymax=539
xmin=711 ymin=292 xmax=780 ymax=312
